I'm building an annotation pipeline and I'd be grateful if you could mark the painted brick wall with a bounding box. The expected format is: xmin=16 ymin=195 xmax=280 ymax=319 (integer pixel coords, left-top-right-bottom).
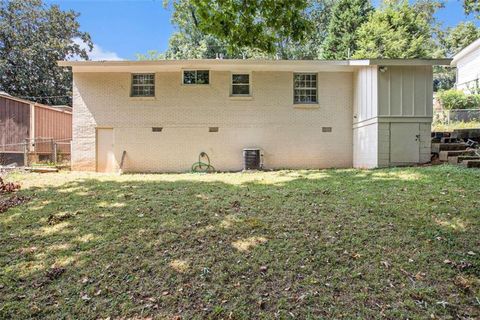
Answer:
xmin=72 ymin=71 xmax=354 ymax=172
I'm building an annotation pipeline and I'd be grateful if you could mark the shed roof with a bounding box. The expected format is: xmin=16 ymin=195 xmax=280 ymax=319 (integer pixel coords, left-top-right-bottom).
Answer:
xmin=0 ymin=93 xmax=72 ymax=114
xmin=58 ymin=59 xmax=452 ymax=73
xmin=452 ymin=37 xmax=480 ymax=66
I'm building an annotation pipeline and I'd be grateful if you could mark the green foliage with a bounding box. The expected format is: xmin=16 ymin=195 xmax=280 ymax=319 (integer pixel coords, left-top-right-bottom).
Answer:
xmin=433 ymin=67 xmax=456 ymax=92
xmin=170 ymin=0 xmax=312 ymax=54
xmin=437 ymin=89 xmax=480 ymax=110
xmin=440 ymin=21 xmax=480 ymax=57
xmin=321 ymin=0 xmax=373 ymax=59
xmin=432 ymin=120 xmax=480 ymax=132
xmin=135 ymin=50 xmax=165 ymax=61
xmin=464 ymin=0 xmax=480 ymax=18
xmin=353 ymin=1 xmax=434 ymax=59
xmin=156 ymin=0 xmax=336 ymax=60
xmin=0 ymin=0 xmax=92 ymax=105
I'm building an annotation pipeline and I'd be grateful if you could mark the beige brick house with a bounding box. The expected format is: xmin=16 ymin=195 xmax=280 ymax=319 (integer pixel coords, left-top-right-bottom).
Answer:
xmin=59 ymin=59 xmax=450 ymax=173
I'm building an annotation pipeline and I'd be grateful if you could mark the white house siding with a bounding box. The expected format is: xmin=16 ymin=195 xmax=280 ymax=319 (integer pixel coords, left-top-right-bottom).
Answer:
xmin=353 ymin=66 xmax=378 ymax=122
xmin=456 ymin=48 xmax=480 ymax=93
xmin=353 ymin=121 xmax=378 ymax=168
xmin=352 ymin=66 xmax=378 ymax=168
xmin=72 ymin=71 xmax=354 ymax=172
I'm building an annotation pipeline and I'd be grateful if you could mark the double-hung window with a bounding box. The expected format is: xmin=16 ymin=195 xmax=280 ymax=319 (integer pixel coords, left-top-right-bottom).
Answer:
xmin=131 ymin=74 xmax=155 ymax=97
xmin=293 ymin=73 xmax=317 ymax=104
xmin=231 ymin=73 xmax=250 ymax=96
xmin=183 ymin=70 xmax=209 ymax=85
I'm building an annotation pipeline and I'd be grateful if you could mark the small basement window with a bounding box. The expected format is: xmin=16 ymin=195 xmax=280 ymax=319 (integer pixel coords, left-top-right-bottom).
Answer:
xmin=209 ymin=127 xmax=219 ymax=132
xmin=231 ymin=73 xmax=250 ymax=96
xmin=183 ymin=70 xmax=209 ymax=85
xmin=152 ymin=127 xmax=163 ymax=132
xmin=131 ymin=74 xmax=155 ymax=97
xmin=294 ymin=73 xmax=317 ymax=104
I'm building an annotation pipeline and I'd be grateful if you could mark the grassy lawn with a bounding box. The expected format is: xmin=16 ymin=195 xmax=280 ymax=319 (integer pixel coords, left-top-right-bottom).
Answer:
xmin=1 ymin=166 xmax=479 ymax=319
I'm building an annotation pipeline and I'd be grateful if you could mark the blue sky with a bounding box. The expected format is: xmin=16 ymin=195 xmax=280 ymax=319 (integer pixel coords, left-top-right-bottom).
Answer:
xmin=46 ymin=0 xmax=479 ymax=60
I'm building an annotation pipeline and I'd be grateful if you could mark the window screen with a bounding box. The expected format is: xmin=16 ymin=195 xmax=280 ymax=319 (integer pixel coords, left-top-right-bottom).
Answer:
xmin=231 ymin=74 xmax=250 ymax=95
xmin=183 ymin=70 xmax=209 ymax=85
xmin=294 ymin=73 xmax=317 ymax=104
xmin=131 ymin=74 xmax=155 ymax=97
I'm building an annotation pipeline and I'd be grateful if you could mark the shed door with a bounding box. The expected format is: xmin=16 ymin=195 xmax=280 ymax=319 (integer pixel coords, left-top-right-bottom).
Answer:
xmin=390 ymin=123 xmax=420 ymax=164
xmin=96 ymin=128 xmax=115 ymax=172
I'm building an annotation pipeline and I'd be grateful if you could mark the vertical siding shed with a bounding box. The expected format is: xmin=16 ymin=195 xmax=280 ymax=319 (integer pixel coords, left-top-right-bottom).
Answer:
xmin=0 ymin=96 xmax=30 ymax=152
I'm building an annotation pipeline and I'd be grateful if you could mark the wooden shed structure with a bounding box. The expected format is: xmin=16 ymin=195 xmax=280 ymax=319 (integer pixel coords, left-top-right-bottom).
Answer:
xmin=0 ymin=93 xmax=72 ymax=165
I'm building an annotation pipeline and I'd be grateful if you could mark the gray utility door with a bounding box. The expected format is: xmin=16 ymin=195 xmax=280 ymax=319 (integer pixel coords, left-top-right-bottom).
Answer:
xmin=96 ymin=128 xmax=115 ymax=173
xmin=390 ymin=123 xmax=420 ymax=164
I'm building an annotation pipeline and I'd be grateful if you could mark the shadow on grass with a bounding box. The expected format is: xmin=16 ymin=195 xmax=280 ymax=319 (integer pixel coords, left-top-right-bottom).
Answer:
xmin=0 ymin=166 xmax=479 ymax=319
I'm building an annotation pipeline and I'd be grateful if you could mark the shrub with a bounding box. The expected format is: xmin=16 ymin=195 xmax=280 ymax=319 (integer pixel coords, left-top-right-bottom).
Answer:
xmin=436 ymin=89 xmax=480 ymax=110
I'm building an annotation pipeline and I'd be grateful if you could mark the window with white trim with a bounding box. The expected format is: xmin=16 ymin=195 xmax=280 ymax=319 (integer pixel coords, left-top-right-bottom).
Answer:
xmin=231 ymin=73 xmax=250 ymax=96
xmin=131 ymin=74 xmax=155 ymax=97
xmin=294 ymin=73 xmax=317 ymax=104
xmin=183 ymin=70 xmax=209 ymax=84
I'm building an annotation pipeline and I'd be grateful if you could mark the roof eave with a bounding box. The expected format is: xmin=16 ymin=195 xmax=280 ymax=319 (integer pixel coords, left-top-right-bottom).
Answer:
xmin=452 ymin=37 xmax=480 ymax=66
xmin=57 ymin=58 xmax=453 ymax=72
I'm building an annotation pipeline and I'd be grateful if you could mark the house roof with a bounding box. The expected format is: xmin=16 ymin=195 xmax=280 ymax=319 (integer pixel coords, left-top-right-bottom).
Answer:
xmin=452 ymin=37 xmax=480 ymax=66
xmin=58 ymin=59 xmax=452 ymax=73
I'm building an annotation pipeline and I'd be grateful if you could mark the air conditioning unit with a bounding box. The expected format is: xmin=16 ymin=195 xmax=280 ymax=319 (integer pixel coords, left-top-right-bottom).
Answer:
xmin=243 ymin=148 xmax=263 ymax=170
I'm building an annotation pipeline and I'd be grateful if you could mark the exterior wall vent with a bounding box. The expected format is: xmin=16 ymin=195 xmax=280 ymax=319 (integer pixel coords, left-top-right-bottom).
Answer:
xmin=243 ymin=148 xmax=263 ymax=170
xmin=322 ymin=127 xmax=332 ymax=133
xmin=209 ymin=127 xmax=219 ymax=132
xmin=152 ymin=127 xmax=163 ymax=132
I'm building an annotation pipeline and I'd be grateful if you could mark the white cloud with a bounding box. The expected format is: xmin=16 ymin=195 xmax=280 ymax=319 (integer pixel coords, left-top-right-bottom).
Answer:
xmin=71 ymin=38 xmax=123 ymax=61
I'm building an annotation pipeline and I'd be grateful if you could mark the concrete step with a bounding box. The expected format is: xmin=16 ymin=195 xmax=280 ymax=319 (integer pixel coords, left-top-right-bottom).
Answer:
xmin=439 ymin=150 xmax=477 ymax=161
xmin=461 ymin=160 xmax=480 ymax=168
xmin=448 ymin=155 xmax=480 ymax=164
xmin=432 ymin=143 xmax=467 ymax=154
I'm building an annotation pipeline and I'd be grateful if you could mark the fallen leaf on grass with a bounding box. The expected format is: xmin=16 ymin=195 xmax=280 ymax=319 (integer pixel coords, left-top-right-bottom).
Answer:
xmin=0 ymin=195 xmax=30 ymax=213
xmin=45 ymin=267 xmax=65 ymax=280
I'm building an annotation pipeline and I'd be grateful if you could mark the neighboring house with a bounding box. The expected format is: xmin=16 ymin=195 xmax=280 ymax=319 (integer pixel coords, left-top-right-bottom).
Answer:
xmin=59 ymin=59 xmax=450 ymax=172
xmin=0 ymin=93 xmax=72 ymax=165
xmin=452 ymin=38 xmax=480 ymax=94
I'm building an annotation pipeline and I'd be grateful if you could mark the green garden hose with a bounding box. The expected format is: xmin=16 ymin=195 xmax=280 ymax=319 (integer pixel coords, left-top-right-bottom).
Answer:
xmin=191 ymin=152 xmax=215 ymax=173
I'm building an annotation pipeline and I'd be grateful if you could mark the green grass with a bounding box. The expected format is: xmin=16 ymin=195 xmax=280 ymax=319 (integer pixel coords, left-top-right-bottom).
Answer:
xmin=1 ymin=166 xmax=479 ymax=319
xmin=432 ymin=120 xmax=480 ymax=132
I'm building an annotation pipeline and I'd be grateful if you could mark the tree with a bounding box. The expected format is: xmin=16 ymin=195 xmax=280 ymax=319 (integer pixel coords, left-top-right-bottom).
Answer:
xmin=441 ymin=21 xmax=480 ymax=57
xmin=156 ymin=0 xmax=336 ymax=60
xmin=353 ymin=1 xmax=434 ymax=59
xmin=433 ymin=22 xmax=480 ymax=91
xmin=179 ymin=0 xmax=312 ymax=54
xmin=464 ymin=0 xmax=480 ymax=18
xmin=321 ymin=0 xmax=373 ymax=59
xmin=0 ymin=0 xmax=92 ymax=105
xmin=136 ymin=50 xmax=166 ymax=61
